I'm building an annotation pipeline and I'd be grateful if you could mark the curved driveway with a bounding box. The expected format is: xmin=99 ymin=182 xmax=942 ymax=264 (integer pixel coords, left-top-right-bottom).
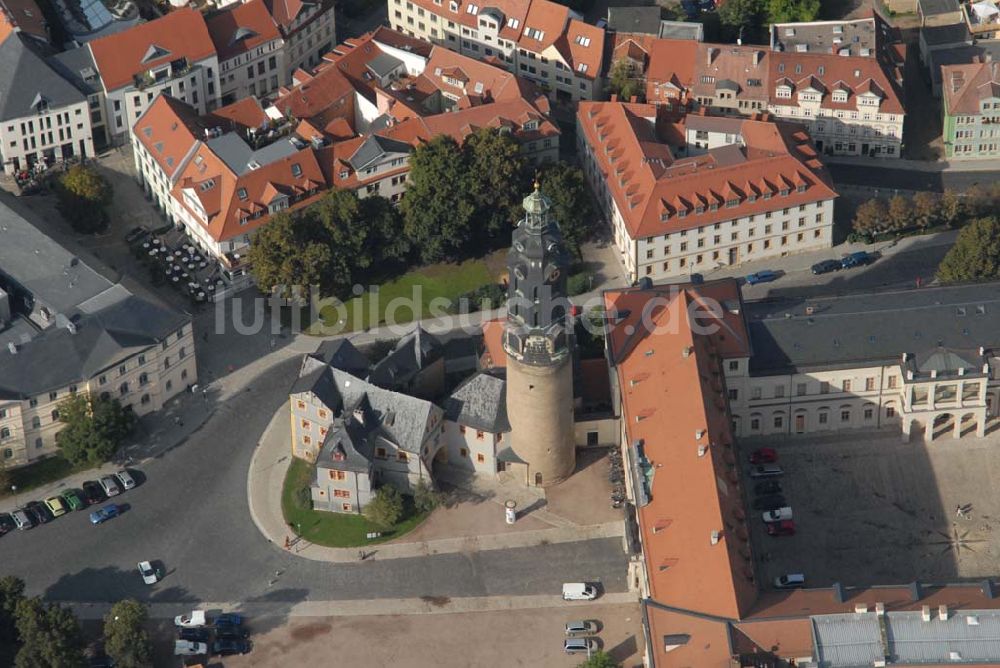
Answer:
xmin=0 ymin=353 xmax=628 ymax=607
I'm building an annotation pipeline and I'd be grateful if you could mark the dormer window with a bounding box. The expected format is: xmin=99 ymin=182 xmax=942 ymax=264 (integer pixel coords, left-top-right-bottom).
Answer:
xmin=340 ymin=169 xmax=349 ymax=179
xmin=449 ymin=0 xmax=458 ymax=10
xmin=574 ymin=35 xmax=591 ymax=47
xmin=577 ymin=63 xmax=588 ymax=74
xmin=507 ymin=17 xmax=519 ymax=29
xmin=695 ymin=205 xmax=705 ymax=214
xmin=291 ymin=163 xmax=302 ymax=177
xmin=523 ymin=120 xmax=538 ymax=131
xmin=237 ymin=187 xmax=248 ymax=201
xmin=796 ymin=184 xmax=806 ymax=193
xmin=832 ymin=90 xmax=848 ymax=103
xmin=466 ymin=3 xmax=478 ymax=14
xmin=780 ymin=188 xmax=790 ymax=196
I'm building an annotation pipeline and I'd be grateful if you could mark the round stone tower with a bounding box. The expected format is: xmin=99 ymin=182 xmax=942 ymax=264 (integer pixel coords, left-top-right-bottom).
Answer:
xmin=503 ymin=184 xmax=575 ymax=487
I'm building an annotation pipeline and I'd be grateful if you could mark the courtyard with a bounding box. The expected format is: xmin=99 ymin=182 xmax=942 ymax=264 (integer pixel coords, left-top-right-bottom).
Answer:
xmin=746 ymin=425 xmax=1000 ymax=589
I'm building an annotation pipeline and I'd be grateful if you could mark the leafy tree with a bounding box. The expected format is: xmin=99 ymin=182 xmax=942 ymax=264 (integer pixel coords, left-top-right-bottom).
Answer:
xmin=246 ymin=211 xmax=332 ymax=298
xmin=964 ymin=183 xmax=992 ymax=218
xmin=718 ymin=0 xmax=764 ymax=40
xmin=886 ymin=194 xmax=912 ymax=232
xmin=401 ymin=135 xmax=476 ymax=263
xmin=463 ymin=128 xmax=529 ymax=248
xmin=539 ymin=163 xmax=596 ymax=257
xmin=608 ymin=58 xmax=645 ymax=102
xmin=310 ymin=189 xmax=371 ymax=291
xmin=55 ymin=393 xmax=135 ymax=466
xmin=360 ymin=195 xmax=410 ymax=267
xmin=766 ymin=0 xmax=820 ymax=23
xmin=939 ymin=189 xmax=964 ymax=228
xmin=851 ymin=198 xmax=889 ymax=240
xmin=937 ymin=217 xmax=1000 ymax=283
xmin=363 ymin=485 xmax=404 ymax=529
xmin=413 ymin=479 xmax=442 ymax=514
xmin=14 ymin=598 xmax=86 ymax=668
xmin=55 ymin=165 xmax=112 ymax=234
xmin=578 ymin=651 xmax=620 ymax=668
xmin=911 ymin=191 xmax=939 ymax=230
xmin=103 ymin=600 xmax=152 ymax=668
xmin=0 ymin=576 xmax=26 ymax=666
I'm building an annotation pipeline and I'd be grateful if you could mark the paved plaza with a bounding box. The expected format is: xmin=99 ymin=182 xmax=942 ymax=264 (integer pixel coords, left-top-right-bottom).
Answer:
xmin=747 ymin=424 xmax=1000 ymax=589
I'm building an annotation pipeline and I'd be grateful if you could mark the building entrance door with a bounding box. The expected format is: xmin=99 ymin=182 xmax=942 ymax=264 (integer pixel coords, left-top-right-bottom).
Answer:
xmin=728 ymin=247 xmax=737 ymax=265
xmin=794 ymin=414 xmax=806 ymax=433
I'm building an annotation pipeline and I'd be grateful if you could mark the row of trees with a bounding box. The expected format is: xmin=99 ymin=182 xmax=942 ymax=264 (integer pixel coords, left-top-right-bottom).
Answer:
xmin=718 ymin=0 xmax=820 ymax=41
xmin=852 ymin=183 xmax=1000 ymax=241
xmin=248 ymin=128 xmax=596 ymax=297
xmin=0 ymin=576 xmax=152 ymax=667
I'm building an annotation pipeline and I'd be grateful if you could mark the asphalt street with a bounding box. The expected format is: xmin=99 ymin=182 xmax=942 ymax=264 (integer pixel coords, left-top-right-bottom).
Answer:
xmin=0 ymin=345 xmax=628 ymax=607
xmin=827 ymin=164 xmax=1000 ymax=193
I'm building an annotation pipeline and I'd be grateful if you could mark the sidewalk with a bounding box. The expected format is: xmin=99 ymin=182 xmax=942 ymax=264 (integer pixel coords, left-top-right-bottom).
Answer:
xmin=246 ymin=402 xmax=625 ymax=563
xmin=822 ymin=154 xmax=1000 ymax=173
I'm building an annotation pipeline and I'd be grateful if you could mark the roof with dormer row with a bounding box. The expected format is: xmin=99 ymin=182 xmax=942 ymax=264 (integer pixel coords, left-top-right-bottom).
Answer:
xmin=206 ymin=0 xmax=282 ymax=62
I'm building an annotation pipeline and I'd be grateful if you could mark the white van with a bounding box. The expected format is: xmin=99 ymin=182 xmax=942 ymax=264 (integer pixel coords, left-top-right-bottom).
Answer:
xmin=773 ymin=573 xmax=806 ymax=589
xmin=562 ymin=583 xmax=598 ymax=601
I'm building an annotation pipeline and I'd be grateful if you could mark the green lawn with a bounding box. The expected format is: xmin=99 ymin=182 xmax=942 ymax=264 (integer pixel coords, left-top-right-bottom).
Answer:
xmin=281 ymin=457 xmax=428 ymax=548
xmin=305 ymin=257 xmax=495 ymax=335
xmin=0 ymin=456 xmax=93 ymax=498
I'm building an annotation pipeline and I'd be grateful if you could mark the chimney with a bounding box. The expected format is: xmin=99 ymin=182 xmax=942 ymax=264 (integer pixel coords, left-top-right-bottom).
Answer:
xmin=922 ymin=605 xmax=931 ymax=622
xmin=939 ymin=605 xmax=949 ymax=621
xmin=875 ymin=602 xmax=885 ymax=616
xmin=707 ymin=47 xmax=717 ymax=66
xmin=855 ymin=603 xmax=868 ymax=614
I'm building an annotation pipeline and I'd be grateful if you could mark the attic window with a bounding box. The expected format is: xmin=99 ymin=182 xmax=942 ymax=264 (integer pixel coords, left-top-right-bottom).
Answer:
xmin=237 ymin=187 xmax=248 ymax=201
xmin=434 ymin=67 xmax=442 ymax=76
xmin=796 ymin=184 xmax=806 ymax=193
xmin=291 ymin=163 xmax=303 ymax=177
xmin=575 ymin=35 xmax=591 ymax=47
xmin=199 ymin=179 xmax=216 ymax=191
xmin=577 ymin=63 xmax=588 ymax=74
xmin=194 ymin=155 xmax=203 ymax=165
xmin=507 ymin=17 xmax=519 ymax=29
xmin=466 ymin=3 xmax=478 ymax=14
xmin=340 ymin=169 xmax=349 ymax=179
xmin=142 ymin=127 xmax=152 ymax=138
xmin=818 ymin=65 xmax=825 ymax=75
xmin=474 ymin=81 xmax=484 ymax=94
xmin=449 ymin=0 xmax=457 ymax=9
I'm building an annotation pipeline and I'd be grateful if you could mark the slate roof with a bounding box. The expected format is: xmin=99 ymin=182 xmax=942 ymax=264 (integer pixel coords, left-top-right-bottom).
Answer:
xmin=607 ymin=6 xmax=661 ymax=35
xmin=346 ymin=135 xmax=410 ymax=172
xmin=48 ymin=44 xmax=102 ymax=96
xmin=0 ymin=33 xmax=86 ymax=123
xmin=918 ymin=0 xmax=960 ymax=17
xmin=368 ymin=325 xmax=443 ymax=390
xmin=921 ymin=21 xmax=972 ymax=48
xmin=443 ymin=370 xmax=509 ymax=433
xmin=745 ymin=283 xmax=1000 ymax=375
xmin=315 ymin=419 xmax=372 ymax=473
xmin=366 ymin=51 xmax=404 ymax=78
xmin=310 ymin=338 xmax=369 ymax=377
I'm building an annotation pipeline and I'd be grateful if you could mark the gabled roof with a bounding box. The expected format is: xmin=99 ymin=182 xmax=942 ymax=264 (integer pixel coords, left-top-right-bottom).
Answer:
xmin=262 ymin=0 xmax=313 ymax=30
xmin=443 ymin=369 xmax=509 ymax=432
xmin=206 ymin=0 xmax=282 ymax=62
xmin=368 ymin=325 xmax=443 ymax=390
xmin=88 ymin=8 xmax=216 ymax=92
xmin=133 ymin=95 xmax=210 ymax=180
xmin=0 ymin=33 xmax=86 ymax=123
xmin=0 ymin=0 xmax=47 ymax=43
xmin=768 ymin=49 xmax=904 ymax=114
xmin=943 ymin=60 xmax=1000 ymax=115
xmin=309 ymin=338 xmax=370 ymax=377
xmin=347 ymin=134 xmax=410 ymax=171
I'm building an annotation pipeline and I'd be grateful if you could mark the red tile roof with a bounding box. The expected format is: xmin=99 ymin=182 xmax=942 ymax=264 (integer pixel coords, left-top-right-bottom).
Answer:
xmin=480 ymin=318 xmax=505 ymax=369
xmin=206 ymin=0 xmax=282 ymax=62
xmin=134 ymin=95 xmax=209 ymax=180
xmin=210 ymin=97 xmax=270 ymax=131
xmin=605 ymin=280 xmax=756 ymax=621
xmin=942 ymin=60 xmax=1000 ymax=116
xmin=644 ymin=38 xmax=698 ymax=103
xmin=577 ymin=101 xmax=837 ymax=241
xmin=89 ymin=8 xmax=216 ymax=92
xmin=768 ymin=49 xmax=904 ymax=114
xmin=555 ymin=18 xmax=604 ymax=80
xmin=0 ymin=0 xmax=46 ymax=42
xmin=263 ymin=0 xmax=306 ymax=29
xmin=270 ymin=64 xmax=356 ymax=129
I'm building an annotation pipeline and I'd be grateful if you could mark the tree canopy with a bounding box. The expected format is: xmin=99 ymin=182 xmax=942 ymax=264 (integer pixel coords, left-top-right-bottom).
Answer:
xmin=103 ymin=600 xmax=152 ymax=668
xmin=538 ymin=163 xmax=596 ymax=258
xmin=766 ymin=0 xmax=820 ymax=22
xmin=577 ymin=651 xmax=621 ymax=668
xmin=56 ymin=165 xmax=112 ymax=234
xmin=55 ymin=393 xmax=135 ymax=466
xmin=937 ymin=217 xmax=1000 ymax=283
xmin=608 ymin=58 xmax=645 ymax=103
xmin=0 ymin=576 xmax=25 ymax=667
xmin=14 ymin=598 xmax=86 ymax=668
xmin=363 ymin=485 xmax=404 ymax=529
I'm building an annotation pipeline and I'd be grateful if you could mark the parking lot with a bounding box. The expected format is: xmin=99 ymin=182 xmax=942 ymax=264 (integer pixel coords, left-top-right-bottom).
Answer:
xmin=746 ymin=425 xmax=1000 ymax=589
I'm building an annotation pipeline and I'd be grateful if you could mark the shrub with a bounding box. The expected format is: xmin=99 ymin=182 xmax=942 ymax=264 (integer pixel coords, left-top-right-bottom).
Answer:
xmin=363 ymin=486 xmax=404 ymax=529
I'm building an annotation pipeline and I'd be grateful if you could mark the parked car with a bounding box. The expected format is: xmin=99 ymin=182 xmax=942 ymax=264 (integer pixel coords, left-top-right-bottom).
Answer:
xmin=174 ymin=640 xmax=208 ymax=656
xmin=213 ymin=638 xmax=251 ymax=656
xmin=89 ymin=504 xmax=120 ymax=525
xmin=45 ymin=496 xmax=67 ymax=518
xmin=773 ymin=573 xmax=806 ymax=589
xmin=82 ymin=481 xmax=105 ymax=505
xmin=766 ymin=520 xmax=796 ymax=536
xmin=749 ymin=465 xmax=784 ymax=479
xmin=564 ymin=638 xmax=599 ymax=655
xmin=12 ymin=509 xmax=34 ymax=530
xmin=745 ymin=270 xmax=778 ymax=285
xmin=124 ymin=226 xmax=148 ymax=244
xmin=762 ymin=507 xmax=793 ymax=522
xmin=562 ymin=583 xmax=598 ymax=601
xmin=689 ymin=272 xmax=705 ymax=285
xmin=138 ymin=561 xmax=161 ymax=585
xmin=214 ymin=613 xmax=243 ymax=627
xmin=115 ymin=470 xmax=136 ymax=491
xmin=26 ymin=500 xmax=52 ymax=524
xmin=177 ymin=628 xmax=210 ymax=643
xmin=753 ymin=480 xmax=782 ymax=496
xmin=61 ymin=488 xmax=86 ymax=511
xmin=175 ymin=611 xmax=207 ymax=628
xmin=216 ymin=621 xmax=249 ymax=640
xmin=565 ymin=621 xmax=598 ymax=636
xmin=0 ymin=513 xmax=15 ymax=535
xmin=99 ymin=476 xmax=121 ymax=497
xmin=752 ymin=494 xmax=787 ymax=511
xmin=811 ymin=259 xmax=842 ymax=275
xmin=841 ymin=251 xmax=871 ymax=269
xmin=749 ymin=447 xmax=777 ymax=464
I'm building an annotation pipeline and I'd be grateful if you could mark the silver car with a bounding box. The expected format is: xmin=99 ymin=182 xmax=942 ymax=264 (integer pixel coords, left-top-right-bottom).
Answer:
xmin=12 ymin=509 xmax=33 ymax=530
xmin=564 ymin=638 xmax=598 ymax=654
xmin=565 ymin=621 xmax=598 ymax=636
xmin=100 ymin=476 xmax=121 ymax=497
xmin=115 ymin=470 xmax=136 ymax=491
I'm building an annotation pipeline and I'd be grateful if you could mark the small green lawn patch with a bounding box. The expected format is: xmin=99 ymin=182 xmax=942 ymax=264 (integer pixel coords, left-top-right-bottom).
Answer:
xmin=0 ymin=456 xmax=93 ymax=498
xmin=281 ymin=457 xmax=428 ymax=547
xmin=303 ymin=256 xmax=497 ymax=336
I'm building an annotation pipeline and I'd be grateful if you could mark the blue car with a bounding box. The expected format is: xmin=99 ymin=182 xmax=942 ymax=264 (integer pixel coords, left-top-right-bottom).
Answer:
xmin=214 ymin=613 xmax=243 ymax=627
xmin=841 ymin=251 xmax=871 ymax=269
xmin=745 ymin=270 xmax=778 ymax=285
xmin=89 ymin=504 xmax=120 ymax=525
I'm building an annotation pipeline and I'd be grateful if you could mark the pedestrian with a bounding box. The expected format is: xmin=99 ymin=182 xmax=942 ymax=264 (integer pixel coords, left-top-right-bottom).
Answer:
xmin=957 ymin=505 xmax=963 ymax=518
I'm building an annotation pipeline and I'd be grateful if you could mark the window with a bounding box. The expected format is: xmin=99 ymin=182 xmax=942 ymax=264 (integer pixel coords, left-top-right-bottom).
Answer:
xmin=842 ymin=379 xmax=852 ymax=392
xmin=375 ymin=447 xmax=387 ymax=459
xmin=728 ymin=389 xmax=738 ymax=400
xmin=751 ymin=387 xmax=762 ymax=400
xmin=31 ymin=417 xmax=41 ymax=429
xmin=329 ymin=470 xmax=346 ymax=480
xmin=397 ymin=452 xmax=409 ymax=462
xmin=342 ymin=503 xmax=353 ymax=512
xmin=29 ymin=398 xmax=37 ymax=408
xmin=476 ymin=430 xmax=484 ymax=440
xmin=35 ymin=438 xmax=42 ymax=449
xmin=49 ymin=391 xmax=58 ymax=401
xmin=0 ymin=428 xmax=9 ymax=439
xmin=119 ymin=364 xmax=127 ymax=375
xmin=750 ymin=417 xmax=760 ymax=431
xmin=887 ymin=376 xmax=897 ymax=389
xmin=179 ymin=347 xmax=186 ymax=359
xmin=865 ymin=377 xmax=875 ymax=391
xmin=841 ymin=409 xmax=851 ymax=422
xmin=141 ymin=394 xmax=150 ymax=405
xmin=864 ymin=407 xmax=874 ymax=420
xmin=119 ymin=382 xmax=129 ymax=396
xmin=774 ymin=385 xmax=785 ymax=398
xmin=459 ymin=448 xmax=468 ymax=457
xmin=728 ymin=360 xmax=739 ymax=372
xmin=2 ymin=448 xmax=10 ymax=458
xmin=318 ymin=409 xmax=328 ymax=419
xmin=51 ymin=410 xmax=59 ymax=421
xmin=301 ymin=420 xmax=311 ymax=430
xmin=820 ymin=381 xmax=829 ymax=394
xmin=773 ymin=415 xmax=784 ymax=429
xmin=818 ymin=412 xmax=828 ymax=424
xmin=886 ymin=406 xmax=896 ymax=418
xmin=334 ymin=489 xmax=351 ymax=498
xmin=796 ymin=383 xmax=807 ymax=396
xmin=303 ymin=435 xmax=312 ymax=446
xmin=477 ymin=453 xmax=486 ymax=463
xmin=297 ymin=401 xmax=306 ymax=410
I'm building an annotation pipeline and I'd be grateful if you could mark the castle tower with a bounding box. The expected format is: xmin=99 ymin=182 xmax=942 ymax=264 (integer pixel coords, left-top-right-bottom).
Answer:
xmin=503 ymin=184 xmax=575 ymax=487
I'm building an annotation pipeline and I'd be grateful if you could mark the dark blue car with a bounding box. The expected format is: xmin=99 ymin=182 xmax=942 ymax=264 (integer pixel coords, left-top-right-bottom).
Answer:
xmin=745 ymin=270 xmax=778 ymax=285
xmin=841 ymin=251 xmax=871 ymax=269
xmin=89 ymin=504 xmax=120 ymax=525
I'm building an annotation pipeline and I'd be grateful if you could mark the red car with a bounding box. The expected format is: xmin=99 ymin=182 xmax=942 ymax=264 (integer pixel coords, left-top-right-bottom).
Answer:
xmin=766 ymin=520 xmax=796 ymax=536
xmin=749 ymin=447 xmax=778 ymax=464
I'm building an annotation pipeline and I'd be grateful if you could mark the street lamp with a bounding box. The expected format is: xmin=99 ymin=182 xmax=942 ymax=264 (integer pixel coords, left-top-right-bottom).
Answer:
xmin=10 ymin=485 xmax=16 ymax=508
